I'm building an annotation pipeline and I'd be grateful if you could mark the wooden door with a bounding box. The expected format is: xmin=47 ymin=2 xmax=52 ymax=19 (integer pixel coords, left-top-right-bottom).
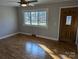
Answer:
xmin=59 ymin=7 xmax=78 ymax=43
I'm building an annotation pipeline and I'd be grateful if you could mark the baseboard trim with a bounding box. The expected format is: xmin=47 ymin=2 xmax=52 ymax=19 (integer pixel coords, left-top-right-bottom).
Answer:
xmin=0 ymin=32 xmax=19 ymax=40
xmin=36 ymin=35 xmax=58 ymax=41
xmin=19 ymin=32 xmax=32 ymax=35
xmin=18 ymin=32 xmax=58 ymax=41
xmin=14 ymin=32 xmax=58 ymax=41
xmin=0 ymin=32 xmax=58 ymax=41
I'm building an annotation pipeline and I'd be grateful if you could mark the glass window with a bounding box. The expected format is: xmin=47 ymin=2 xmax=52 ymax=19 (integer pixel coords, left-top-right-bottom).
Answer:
xmin=66 ymin=16 xmax=72 ymax=25
xmin=38 ymin=11 xmax=47 ymax=26
xmin=24 ymin=10 xmax=47 ymax=26
xmin=31 ymin=12 xmax=38 ymax=25
xmin=24 ymin=12 xmax=30 ymax=25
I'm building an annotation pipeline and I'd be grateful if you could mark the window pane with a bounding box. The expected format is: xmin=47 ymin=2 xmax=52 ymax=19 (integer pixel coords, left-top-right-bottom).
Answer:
xmin=66 ymin=16 xmax=72 ymax=25
xmin=31 ymin=12 xmax=38 ymax=25
xmin=38 ymin=11 xmax=47 ymax=26
xmin=24 ymin=12 xmax=30 ymax=25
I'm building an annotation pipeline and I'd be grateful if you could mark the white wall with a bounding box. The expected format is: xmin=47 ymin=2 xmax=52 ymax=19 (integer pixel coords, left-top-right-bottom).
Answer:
xmin=17 ymin=1 xmax=78 ymax=41
xmin=0 ymin=6 xmax=18 ymax=38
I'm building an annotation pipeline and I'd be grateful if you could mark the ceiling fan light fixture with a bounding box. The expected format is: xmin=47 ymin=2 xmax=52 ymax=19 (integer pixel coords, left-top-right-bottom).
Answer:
xmin=21 ymin=4 xmax=27 ymax=7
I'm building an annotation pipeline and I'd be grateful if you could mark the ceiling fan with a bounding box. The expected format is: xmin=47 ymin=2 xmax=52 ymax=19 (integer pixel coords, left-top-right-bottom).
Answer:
xmin=18 ymin=0 xmax=38 ymax=7
xmin=8 ymin=0 xmax=38 ymax=7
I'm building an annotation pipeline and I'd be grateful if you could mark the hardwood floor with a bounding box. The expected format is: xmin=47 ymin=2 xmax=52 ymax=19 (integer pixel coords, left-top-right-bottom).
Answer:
xmin=0 ymin=34 xmax=77 ymax=59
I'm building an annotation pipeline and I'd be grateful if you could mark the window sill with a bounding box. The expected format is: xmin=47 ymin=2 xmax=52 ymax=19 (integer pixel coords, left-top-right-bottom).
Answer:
xmin=23 ymin=24 xmax=48 ymax=29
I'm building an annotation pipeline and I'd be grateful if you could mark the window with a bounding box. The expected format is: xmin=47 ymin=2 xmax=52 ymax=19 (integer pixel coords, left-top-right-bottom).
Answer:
xmin=39 ymin=11 xmax=47 ymax=26
xmin=66 ymin=16 xmax=72 ymax=25
xmin=31 ymin=12 xmax=38 ymax=25
xmin=24 ymin=12 xmax=30 ymax=25
xmin=24 ymin=10 xmax=47 ymax=26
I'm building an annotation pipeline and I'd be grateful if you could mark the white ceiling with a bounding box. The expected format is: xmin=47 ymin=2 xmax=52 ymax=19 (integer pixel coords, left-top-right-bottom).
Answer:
xmin=0 ymin=0 xmax=75 ymax=6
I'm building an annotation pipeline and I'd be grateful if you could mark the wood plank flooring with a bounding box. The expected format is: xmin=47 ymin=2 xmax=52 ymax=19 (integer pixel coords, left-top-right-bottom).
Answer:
xmin=0 ymin=34 xmax=77 ymax=59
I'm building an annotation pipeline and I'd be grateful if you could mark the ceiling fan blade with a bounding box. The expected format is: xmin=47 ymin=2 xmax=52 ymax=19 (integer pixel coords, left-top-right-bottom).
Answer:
xmin=21 ymin=0 xmax=25 ymax=2
xmin=18 ymin=0 xmax=37 ymax=4
xmin=18 ymin=0 xmax=25 ymax=4
xmin=27 ymin=1 xmax=37 ymax=3
xmin=22 ymin=0 xmax=37 ymax=4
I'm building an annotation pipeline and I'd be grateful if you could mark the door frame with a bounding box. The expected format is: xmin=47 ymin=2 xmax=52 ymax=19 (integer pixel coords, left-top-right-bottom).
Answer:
xmin=58 ymin=6 xmax=78 ymax=42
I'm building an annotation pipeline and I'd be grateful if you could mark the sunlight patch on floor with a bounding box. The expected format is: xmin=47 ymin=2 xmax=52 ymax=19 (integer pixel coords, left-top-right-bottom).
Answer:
xmin=39 ymin=44 xmax=72 ymax=59
xmin=39 ymin=44 xmax=60 ymax=59
xmin=59 ymin=54 xmax=72 ymax=59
